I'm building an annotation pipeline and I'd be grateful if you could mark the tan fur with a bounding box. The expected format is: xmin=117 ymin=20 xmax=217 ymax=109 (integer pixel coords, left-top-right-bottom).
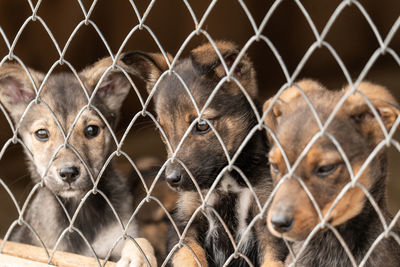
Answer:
xmin=267 ymin=176 xmax=318 ymax=241
xmin=345 ymin=82 xmax=397 ymax=106
xmin=80 ymin=56 xmax=116 ymax=88
xmin=178 ymin=191 xmax=202 ymax=218
xmin=321 ymin=164 xmax=371 ymax=227
xmin=223 ymin=114 xmax=250 ymax=151
xmin=269 ymin=147 xmax=285 ymax=173
xmin=261 ymin=253 xmax=284 ymax=267
xmin=343 ymin=82 xmax=400 ymax=135
xmin=145 ymin=52 xmax=173 ymax=89
xmin=119 ymin=238 xmax=157 ymax=267
xmin=279 ymin=79 xmax=324 ymax=103
xmin=262 ymin=98 xmax=280 ymax=135
xmin=149 ymin=52 xmax=173 ymax=70
xmin=263 ymin=79 xmax=324 ymax=134
xmin=184 ymin=112 xmax=194 ymax=124
xmin=202 ymin=108 xmax=218 ymax=118
xmin=172 ymin=239 xmax=208 ymax=267
xmin=135 ymin=157 xmax=162 ymax=173
xmin=189 ymin=41 xmax=257 ymax=98
xmin=190 ymin=41 xmax=239 ymax=70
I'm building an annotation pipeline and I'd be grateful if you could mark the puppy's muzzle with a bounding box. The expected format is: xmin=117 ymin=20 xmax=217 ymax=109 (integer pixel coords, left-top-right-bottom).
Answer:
xmin=58 ymin=166 xmax=80 ymax=184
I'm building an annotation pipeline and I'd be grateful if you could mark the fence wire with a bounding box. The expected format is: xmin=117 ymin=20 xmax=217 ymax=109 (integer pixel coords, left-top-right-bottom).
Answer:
xmin=0 ymin=0 xmax=399 ymax=267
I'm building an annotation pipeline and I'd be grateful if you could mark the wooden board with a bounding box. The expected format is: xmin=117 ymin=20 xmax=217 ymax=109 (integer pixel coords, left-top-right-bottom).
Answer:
xmin=0 ymin=253 xmax=50 ymax=267
xmin=0 ymin=239 xmax=116 ymax=267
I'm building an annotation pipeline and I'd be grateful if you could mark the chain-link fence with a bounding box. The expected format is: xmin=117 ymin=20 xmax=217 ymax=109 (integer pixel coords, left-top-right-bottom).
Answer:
xmin=0 ymin=1 xmax=399 ymax=266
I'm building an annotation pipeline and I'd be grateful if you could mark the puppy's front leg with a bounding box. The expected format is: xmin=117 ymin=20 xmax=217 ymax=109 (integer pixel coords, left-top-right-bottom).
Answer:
xmin=172 ymin=239 xmax=208 ymax=267
xmin=117 ymin=238 xmax=157 ymax=267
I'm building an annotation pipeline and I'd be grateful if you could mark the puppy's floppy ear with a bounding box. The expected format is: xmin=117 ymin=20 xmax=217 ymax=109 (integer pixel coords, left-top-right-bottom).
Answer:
xmin=80 ymin=56 xmax=136 ymax=113
xmin=0 ymin=63 xmax=43 ymax=123
xmin=190 ymin=41 xmax=257 ymax=98
xmin=344 ymin=82 xmax=399 ymax=141
xmin=120 ymin=51 xmax=172 ymax=93
xmin=263 ymin=98 xmax=284 ymax=141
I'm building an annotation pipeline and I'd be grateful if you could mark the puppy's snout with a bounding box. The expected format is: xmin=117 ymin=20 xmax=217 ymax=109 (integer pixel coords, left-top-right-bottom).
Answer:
xmin=271 ymin=212 xmax=294 ymax=234
xmin=166 ymin=169 xmax=183 ymax=186
xmin=58 ymin=166 xmax=80 ymax=184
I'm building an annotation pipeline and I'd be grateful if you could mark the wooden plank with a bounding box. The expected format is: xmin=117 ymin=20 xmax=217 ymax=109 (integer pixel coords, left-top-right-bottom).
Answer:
xmin=0 ymin=253 xmax=50 ymax=267
xmin=0 ymin=239 xmax=116 ymax=267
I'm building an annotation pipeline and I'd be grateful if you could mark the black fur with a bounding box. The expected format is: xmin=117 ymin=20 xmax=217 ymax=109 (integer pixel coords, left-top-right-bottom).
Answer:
xmin=167 ymin=129 xmax=270 ymax=267
xmin=121 ymin=43 xmax=287 ymax=266
xmin=151 ymin=59 xmax=284 ymax=266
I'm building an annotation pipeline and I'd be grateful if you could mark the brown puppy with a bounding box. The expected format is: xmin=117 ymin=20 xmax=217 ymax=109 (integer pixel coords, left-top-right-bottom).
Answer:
xmin=263 ymin=80 xmax=400 ymax=266
xmin=120 ymin=42 xmax=287 ymax=266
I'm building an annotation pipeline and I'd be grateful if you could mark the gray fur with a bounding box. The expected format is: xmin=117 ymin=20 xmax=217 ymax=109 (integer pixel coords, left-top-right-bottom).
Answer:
xmin=0 ymin=62 xmax=136 ymax=261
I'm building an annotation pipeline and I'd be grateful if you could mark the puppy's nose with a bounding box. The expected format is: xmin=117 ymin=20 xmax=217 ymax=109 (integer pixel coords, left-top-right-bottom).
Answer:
xmin=271 ymin=213 xmax=294 ymax=233
xmin=165 ymin=169 xmax=183 ymax=187
xmin=58 ymin=167 xmax=80 ymax=184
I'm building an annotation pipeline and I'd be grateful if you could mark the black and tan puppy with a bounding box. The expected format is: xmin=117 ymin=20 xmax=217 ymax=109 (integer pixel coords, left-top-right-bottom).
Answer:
xmin=0 ymin=58 xmax=156 ymax=266
xmin=121 ymin=42 xmax=287 ymax=266
xmin=263 ymin=80 xmax=400 ymax=266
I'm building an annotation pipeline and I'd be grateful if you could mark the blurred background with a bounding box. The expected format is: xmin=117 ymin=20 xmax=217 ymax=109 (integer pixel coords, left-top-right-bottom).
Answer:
xmin=0 ymin=0 xmax=399 ymax=237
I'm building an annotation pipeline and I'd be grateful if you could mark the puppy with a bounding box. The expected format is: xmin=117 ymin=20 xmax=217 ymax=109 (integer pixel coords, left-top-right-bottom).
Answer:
xmin=120 ymin=41 xmax=287 ymax=266
xmin=263 ymin=80 xmax=400 ymax=266
xmin=0 ymin=58 xmax=156 ymax=266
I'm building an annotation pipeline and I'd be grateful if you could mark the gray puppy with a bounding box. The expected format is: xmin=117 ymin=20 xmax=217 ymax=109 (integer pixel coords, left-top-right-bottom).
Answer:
xmin=0 ymin=57 xmax=156 ymax=266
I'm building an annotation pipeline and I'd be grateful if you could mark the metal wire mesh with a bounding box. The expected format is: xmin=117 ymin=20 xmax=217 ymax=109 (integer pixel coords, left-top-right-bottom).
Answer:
xmin=0 ymin=0 xmax=399 ymax=266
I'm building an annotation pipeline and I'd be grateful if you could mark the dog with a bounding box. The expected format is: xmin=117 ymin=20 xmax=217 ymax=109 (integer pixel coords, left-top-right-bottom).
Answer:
xmin=0 ymin=57 xmax=156 ymax=266
xmin=120 ymin=41 xmax=287 ymax=266
xmin=263 ymin=79 xmax=400 ymax=266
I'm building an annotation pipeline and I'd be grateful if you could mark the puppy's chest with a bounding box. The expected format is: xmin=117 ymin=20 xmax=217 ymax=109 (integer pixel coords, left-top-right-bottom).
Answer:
xmin=200 ymin=177 xmax=255 ymax=265
xmin=203 ymin=189 xmax=252 ymax=241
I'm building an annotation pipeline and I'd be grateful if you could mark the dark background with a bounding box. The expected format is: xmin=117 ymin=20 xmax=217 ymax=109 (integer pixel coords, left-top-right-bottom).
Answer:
xmin=0 ymin=0 xmax=399 ymax=236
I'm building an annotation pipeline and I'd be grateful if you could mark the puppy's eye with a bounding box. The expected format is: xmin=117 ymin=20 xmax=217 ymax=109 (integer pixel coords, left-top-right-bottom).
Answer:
xmin=35 ymin=129 xmax=49 ymax=141
xmin=270 ymin=163 xmax=279 ymax=175
xmin=314 ymin=164 xmax=338 ymax=178
xmin=351 ymin=112 xmax=371 ymax=123
xmin=84 ymin=125 xmax=100 ymax=139
xmin=194 ymin=120 xmax=211 ymax=134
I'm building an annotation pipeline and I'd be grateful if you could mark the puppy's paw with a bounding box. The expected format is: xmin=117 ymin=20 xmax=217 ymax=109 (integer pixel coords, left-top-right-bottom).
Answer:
xmin=117 ymin=238 xmax=157 ymax=267
xmin=172 ymin=241 xmax=208 ymax=267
